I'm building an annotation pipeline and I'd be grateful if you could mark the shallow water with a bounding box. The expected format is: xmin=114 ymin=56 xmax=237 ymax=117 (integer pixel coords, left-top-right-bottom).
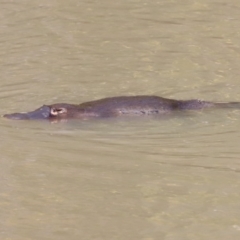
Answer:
xmin=1 ymin=0 xmax=240 ymax=239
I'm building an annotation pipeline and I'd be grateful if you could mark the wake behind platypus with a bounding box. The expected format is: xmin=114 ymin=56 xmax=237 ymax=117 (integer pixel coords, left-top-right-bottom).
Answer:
xmin=3 ymin=95 xmax=240 ymax=121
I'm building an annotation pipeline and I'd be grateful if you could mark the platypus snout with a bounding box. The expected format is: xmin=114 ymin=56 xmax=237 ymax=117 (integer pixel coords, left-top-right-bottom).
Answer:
xmin=3 ymin=105 xmax=51 ymax=120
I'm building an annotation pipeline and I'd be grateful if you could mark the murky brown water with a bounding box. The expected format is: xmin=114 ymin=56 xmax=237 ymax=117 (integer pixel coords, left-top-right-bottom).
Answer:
xmin=1 ymin=0 xmax=240 ymax=239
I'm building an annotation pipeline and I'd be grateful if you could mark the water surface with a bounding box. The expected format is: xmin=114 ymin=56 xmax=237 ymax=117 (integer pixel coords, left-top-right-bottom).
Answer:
xmin=1 ymin=0 xmax=240 ymax=239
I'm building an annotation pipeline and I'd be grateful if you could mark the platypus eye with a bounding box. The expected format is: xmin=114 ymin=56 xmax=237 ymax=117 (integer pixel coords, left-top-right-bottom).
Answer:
xmin=50 ymin=107 xmax=67 ymax=116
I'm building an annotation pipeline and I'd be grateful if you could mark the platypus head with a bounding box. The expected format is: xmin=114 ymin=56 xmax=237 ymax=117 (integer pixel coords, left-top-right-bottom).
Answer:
xmin=4 ymin=103 xmax=78 ymax=121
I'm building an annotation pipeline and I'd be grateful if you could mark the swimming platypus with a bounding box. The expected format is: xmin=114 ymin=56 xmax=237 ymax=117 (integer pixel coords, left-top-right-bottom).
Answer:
xmin=3 ymin=95 xmax=240 ymax=121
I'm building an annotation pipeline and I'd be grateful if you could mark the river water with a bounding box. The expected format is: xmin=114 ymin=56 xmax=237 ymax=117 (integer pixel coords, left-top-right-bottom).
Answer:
xmin=1 ymin=0 xmax=240 ymax=239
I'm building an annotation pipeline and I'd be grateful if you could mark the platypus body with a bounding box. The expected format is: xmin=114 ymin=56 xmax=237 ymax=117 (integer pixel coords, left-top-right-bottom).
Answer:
xmin=3 ymin=95 xmax=240 ymax=121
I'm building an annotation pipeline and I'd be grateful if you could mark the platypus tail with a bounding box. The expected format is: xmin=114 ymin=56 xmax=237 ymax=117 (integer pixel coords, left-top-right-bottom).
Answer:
xmin=214 ymin=101 xmax=240 ymax=109
xmin=178 ymin=100 xmax=215 ymax=110
xmin=178 ymin=100 xmax=240 ymax=110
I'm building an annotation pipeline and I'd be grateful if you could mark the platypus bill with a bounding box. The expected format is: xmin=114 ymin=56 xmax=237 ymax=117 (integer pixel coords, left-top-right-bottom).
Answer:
xmin=3 ymin=95 xmax=240 ymax=121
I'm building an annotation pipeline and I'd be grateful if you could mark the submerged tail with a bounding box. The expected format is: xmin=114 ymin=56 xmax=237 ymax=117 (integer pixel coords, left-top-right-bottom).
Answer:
xmin=178 ymin=100 xmax=240 ymax=110
xmin=178 ymin=100 xmax=215 ymax=110
xmin=214 ymin=102 xmax=240 ymax=109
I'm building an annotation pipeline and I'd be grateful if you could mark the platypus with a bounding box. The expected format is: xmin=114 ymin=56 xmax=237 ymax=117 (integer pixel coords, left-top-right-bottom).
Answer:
xmin=3 ymin=95 xmax=240 ymax=121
